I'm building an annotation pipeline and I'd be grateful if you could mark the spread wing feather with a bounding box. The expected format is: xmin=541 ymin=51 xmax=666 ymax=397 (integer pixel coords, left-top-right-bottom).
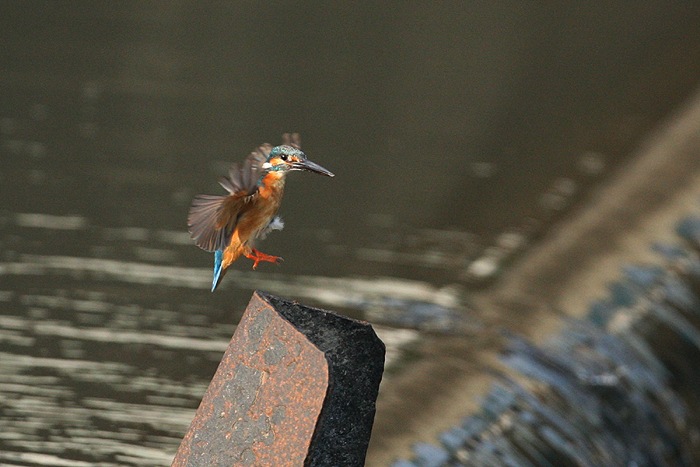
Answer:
xmin=217 ymin=145 xmax=270 ymax=194
xmin=189 ymin=138 xmax=300 ymax=252
xmin=188 ymin=195 xmax=232 ymax=252
xmin=281 ymin=132 xmax=302 ymax=149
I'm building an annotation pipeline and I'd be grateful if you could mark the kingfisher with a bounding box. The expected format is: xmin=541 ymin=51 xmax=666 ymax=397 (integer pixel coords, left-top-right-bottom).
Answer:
xmin=187 ymin=133 xmax=334 ymax=291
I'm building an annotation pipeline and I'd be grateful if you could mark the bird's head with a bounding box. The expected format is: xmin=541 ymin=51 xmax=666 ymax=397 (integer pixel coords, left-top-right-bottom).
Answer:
xmin=262 ymin=145 xmax=334 ymax=178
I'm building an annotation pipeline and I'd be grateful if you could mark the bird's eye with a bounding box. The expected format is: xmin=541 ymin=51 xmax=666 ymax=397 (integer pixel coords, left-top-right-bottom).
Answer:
xmin=280 ymin=154 xmax=288 ymax=161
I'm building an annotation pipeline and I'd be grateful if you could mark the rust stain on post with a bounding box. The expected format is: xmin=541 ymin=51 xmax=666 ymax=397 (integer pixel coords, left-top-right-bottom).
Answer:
xmin=173 ymin=292 xmax=328 ymax=465
xmin=172 ymin=290 xmax=385 ymax=466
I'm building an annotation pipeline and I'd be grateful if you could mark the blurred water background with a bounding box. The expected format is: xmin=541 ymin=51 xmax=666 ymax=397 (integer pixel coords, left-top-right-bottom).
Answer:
xmin=2 ymin=3 xmax=700 ymax=465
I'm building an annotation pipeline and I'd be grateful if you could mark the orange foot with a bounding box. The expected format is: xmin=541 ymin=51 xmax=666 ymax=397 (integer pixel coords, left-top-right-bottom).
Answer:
xmin=245 ymin=248 xmax=283 ymax=270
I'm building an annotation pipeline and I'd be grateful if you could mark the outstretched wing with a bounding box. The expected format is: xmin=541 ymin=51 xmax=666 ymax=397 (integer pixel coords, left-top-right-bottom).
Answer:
xmin=217 ymin=144 xmax=272 ymax=195
xmin=188 ymin=193 xmax=247 ymax=252
xmin=187 ymin=135 xmax=301 ymax=252
xmin=281 ymin=132 xmax=302 ymax=149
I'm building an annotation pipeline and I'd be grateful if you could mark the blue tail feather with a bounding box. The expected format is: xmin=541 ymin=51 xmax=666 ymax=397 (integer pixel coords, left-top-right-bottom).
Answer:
xmin=212 ymin=250 xmax=224 ymax=292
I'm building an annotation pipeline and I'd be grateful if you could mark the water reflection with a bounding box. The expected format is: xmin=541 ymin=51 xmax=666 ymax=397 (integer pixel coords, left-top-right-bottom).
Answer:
xmin=3 ymin=2 xmax=700 ymax=465
xmin=0 ymin=210 xmax=445 ymax=465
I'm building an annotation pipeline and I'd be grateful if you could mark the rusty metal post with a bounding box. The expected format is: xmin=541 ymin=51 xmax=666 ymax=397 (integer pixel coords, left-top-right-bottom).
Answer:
xmin=172 ymin=290 xmax=385 ymax=466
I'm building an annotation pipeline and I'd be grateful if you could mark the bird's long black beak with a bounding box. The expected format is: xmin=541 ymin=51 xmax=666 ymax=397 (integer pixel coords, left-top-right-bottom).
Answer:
xmin=293 ymin=159 xmax=335 ymax=177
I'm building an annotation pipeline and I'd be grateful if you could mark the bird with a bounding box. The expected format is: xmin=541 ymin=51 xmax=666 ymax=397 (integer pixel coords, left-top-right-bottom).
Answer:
xmin=187 ymin=133 xmax=334 ymax=291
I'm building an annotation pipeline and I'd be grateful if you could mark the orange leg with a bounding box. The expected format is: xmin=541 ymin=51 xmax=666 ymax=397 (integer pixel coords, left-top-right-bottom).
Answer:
xmin=244 ymin=248 xmax=283 ymax=269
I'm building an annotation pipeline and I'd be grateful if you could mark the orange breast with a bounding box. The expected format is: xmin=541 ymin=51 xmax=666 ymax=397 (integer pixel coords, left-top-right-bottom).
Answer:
xmin=235 ymin=176 xmax=285 ymax=243
xmin=257 ymin=172 xmax=284 ymax=199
